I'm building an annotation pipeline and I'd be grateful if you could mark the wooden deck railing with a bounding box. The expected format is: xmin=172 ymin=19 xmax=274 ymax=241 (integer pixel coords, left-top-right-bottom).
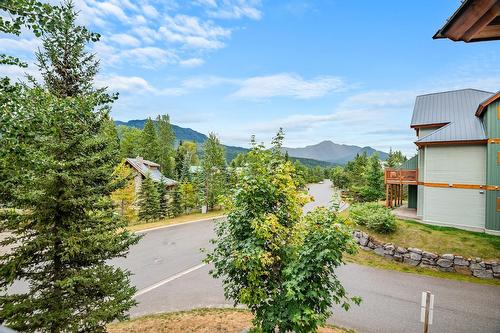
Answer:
xmin=384 ymin=168 xmax=417 ymax=185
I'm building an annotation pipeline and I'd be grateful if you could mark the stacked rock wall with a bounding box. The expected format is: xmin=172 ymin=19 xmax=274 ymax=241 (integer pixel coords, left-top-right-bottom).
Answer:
xmin=352 ymin=231 xmax=499 ymax=279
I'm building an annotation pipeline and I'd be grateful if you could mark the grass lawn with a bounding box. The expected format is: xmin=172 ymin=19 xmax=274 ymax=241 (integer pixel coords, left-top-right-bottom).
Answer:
xmin=107 ymin=308 xmax=355 ymax=333
xmin=127 ymin=210 xmax=225 ymax=232
xmin=355 ymin=218 xmax=500 ymax=260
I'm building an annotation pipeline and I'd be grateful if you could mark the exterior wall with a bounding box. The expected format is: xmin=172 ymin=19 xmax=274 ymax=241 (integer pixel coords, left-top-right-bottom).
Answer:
xmin=134 ymin=173 xmax=142 ymax=194
xmin=424 ymin=145 xmax=486 ymax=184
xmin=422 ymin=187 xmax=486 ymax=230
xmin=416 ymin=148 xmax=425 ymax=218
xmin=418 ymin=127 xmax=442 ymax=139
xmin=483 ymin=100 xmax=500 ymax=231
xmin=420 ymin=145 xmax=486 ymax=230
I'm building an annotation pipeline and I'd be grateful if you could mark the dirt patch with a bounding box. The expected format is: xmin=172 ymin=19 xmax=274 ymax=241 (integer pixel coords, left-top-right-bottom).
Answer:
xmin=108 ymin=308 xmax=352 ymax=333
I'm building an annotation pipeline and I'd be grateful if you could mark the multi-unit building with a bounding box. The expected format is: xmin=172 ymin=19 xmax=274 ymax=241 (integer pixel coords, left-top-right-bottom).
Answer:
xmin=385 ymin=89 xmax=500 ymax=235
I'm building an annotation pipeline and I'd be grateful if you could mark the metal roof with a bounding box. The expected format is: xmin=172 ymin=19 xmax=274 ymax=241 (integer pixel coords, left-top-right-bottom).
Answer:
xmin=125 ymin=157 xmax=177 ymax=186
xmin=399 ymin=155 xmax=418 ymax=170
xmin=411 ymin=89 xmax=493 ymax=144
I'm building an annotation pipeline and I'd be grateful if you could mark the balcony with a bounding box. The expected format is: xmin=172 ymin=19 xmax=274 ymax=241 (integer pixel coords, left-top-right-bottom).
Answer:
xmin=384 ymin=168 xmax=417 ymax=185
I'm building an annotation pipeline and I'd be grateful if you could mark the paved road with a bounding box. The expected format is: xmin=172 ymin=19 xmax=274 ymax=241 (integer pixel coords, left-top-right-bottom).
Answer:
xmin=118 ymin=179 xmax=500 ymax=332
xmin=9 ymin=180 xmax=498 ymax=332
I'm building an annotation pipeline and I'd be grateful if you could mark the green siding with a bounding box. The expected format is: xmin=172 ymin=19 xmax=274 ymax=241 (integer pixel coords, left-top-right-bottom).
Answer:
xmin=408 ymin=185 xmax=417 ymax=209
xmin=484 ymin=100 xmax=500 ymax=231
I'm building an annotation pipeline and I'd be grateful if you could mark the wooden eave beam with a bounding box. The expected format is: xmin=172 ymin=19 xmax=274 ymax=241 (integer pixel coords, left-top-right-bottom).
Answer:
xmin=435 ymin=0 xmax=499 ymax=42
xmin=462 ymin=2 xmax=500 ymax=41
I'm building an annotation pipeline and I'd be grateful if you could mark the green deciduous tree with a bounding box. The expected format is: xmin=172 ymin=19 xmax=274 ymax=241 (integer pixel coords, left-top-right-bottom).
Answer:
xmin=206 ymin=132 xmax=360 ymax=333
xmin=179 ymin=181 xmax=199 ymax=213
xmin=156 ymin=114 xmax=176 ymax=178
xmin=1 ymin=0 xmax=62 ymax=67
xmin=137 ymin=175 xmax=161 ymax=222
xmin=201 ymin=133 xmax=227 ymax=211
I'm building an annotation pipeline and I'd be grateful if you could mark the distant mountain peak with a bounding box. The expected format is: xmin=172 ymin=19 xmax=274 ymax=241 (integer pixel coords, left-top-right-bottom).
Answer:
xmin=283 ymin=141 xmax=388 ymax=164
xmin=115 ymin=119 xmax=386 ymax=165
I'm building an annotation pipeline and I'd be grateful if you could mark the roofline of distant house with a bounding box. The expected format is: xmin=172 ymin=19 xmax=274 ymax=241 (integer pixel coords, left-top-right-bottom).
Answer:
xmin=476 ymin=91 xmax=500 ymax=116
xmin=410 ymin=122 xmax=449 ymax=129
xmin=415 ymin=139 xmax=487 ymax=148
xmin=415 ymin=88 xmax=493 ymax=98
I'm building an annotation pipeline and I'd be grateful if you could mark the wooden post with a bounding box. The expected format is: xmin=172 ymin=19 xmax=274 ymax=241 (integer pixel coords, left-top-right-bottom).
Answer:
xmin=386 ymin=185 xmax=389 ymax=207
xmin=423 ymin=291 xmax=431 ymax=333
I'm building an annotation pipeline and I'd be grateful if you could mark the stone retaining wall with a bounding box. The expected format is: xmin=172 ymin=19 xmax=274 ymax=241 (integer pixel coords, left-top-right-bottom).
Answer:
xmin=352 ymin=231 xmax=499 ymax=279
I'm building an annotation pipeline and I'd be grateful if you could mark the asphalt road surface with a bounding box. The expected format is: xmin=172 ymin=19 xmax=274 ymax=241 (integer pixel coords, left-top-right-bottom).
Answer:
xmin=9 ymin=180 xmax=499 ymax=332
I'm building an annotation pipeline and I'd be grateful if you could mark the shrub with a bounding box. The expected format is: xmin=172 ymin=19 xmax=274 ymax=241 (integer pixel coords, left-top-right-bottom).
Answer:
xmin=350 ymin=202 xmax=396 ymax=233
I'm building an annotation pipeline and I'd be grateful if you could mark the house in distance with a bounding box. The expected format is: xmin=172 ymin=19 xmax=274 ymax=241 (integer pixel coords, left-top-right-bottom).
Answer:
xmin=124 ymin=156 xmax=177 ymax=194
xmin=385 ymin=89 xmax=500 ymax=235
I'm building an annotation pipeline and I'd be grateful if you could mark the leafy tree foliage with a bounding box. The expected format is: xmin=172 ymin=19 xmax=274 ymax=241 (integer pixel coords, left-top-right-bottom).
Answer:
xmin=0 ymin=0 xmax=62 ymax=67
xmin=140 ymin=118 xmax=160 ymax=162
xmin=111 ymin=161 xmax=137 ymax=222
xmin=0 ymin=5 xmax=139 ymax=331
xmin=330 ymin=166 xmax=349 ymax=189
xmin=201 ymin=133 xmax=227 ymax=210
xmin=156 ymin=181 xmax=169 ymax=218
xmin=35 ymin=1 xmax=103 ymax=98
xmin=179 ymin=181 xmax=199 ymax=213
xmin=118 ymin=126 xmax=142 ymax=158
xmin=156 ymin=115 xmax=176 ymax=178
xmin=207 ymin=132 xmax=360 ymax=333
xmin=137 ymin=175 xmax=161 ymax=222
xmin=358 ymin=154 xmax=385 ymax=202
xmin=174 ymin=141 xmax=199 ymax=181
xmin=386 ymin=148 xmax=407 ymax=168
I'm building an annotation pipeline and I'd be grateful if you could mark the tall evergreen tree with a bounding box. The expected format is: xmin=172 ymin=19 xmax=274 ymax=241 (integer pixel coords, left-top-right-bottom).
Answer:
xmin=359 ymin=154 xmax=385 ymax=202
xmin=156 ymin=114 xmax=176 ymax=178
xmin=118 ymin=126 xmax=142 ymax=158
xmin=137 ymin=176 xmax=161 ymax=221
xmin=140 ymin=118 xmax=160 ymax=162
xmin=156 ymin=181 xmax=168 ymax=218
xmin=0 ymin=4 xmax=139 ymax=331
xmin=201 ymin=133 xmax=227 ymax=210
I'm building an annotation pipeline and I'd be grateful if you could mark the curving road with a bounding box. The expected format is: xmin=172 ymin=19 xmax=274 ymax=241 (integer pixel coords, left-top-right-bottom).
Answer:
xmin=112 ymin=180 xmax=500 ymax=332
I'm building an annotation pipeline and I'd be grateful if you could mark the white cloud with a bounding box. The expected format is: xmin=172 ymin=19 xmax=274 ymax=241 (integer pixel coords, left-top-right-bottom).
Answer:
xmin=96 ymin=74 xmax=187 ymax=96
xmin=159 ymin=14 xmax=231 ymax=50
xmin=179 ymin=58 xmax=205 ymax=67
xmin=0 ymin=38 xmax=42 ymax=54
xmin=231 ymin=73 xmax=348 ymax=99
xmin=96 ymin=2 xmax=129 ymax=23
xmin=142 ymin=4 xmax=159 ymax=17
xmin=108 ymin=33 xmax=141 ymax=47
xmin=195 ymin=0 xmax=263 ymax=20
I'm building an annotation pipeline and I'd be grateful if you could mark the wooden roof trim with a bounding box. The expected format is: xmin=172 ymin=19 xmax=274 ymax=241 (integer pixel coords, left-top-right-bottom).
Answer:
xmin=433 ymin=0 xmax=500 ymax=43
xmin=476 ymin=91 xmax=500 ymax=116
xmin=410 ymin=122 xmax=449 ymax=129
xmin=415 ymin=139 xmax=487 ymax=147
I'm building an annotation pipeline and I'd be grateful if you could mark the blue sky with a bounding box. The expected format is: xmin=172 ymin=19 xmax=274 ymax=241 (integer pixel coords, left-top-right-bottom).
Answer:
xmin=2 ymin=0 xmax=499 ymax=155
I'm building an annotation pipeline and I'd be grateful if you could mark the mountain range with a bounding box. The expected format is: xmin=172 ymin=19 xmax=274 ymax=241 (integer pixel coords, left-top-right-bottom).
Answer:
xmin=115 ymin=119 xmax=387 ymax=166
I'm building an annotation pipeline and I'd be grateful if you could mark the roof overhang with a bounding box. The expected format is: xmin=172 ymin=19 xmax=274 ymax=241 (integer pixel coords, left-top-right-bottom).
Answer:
xmin=476 ymin=91 xmax=500 ymax=116
xmin=415 ymin=139 xmax=487 ymax=148
xmin=410 ymin=122 xmax=449 ymax=129
xmin=433 ymin=0 xmax=500 ymax=43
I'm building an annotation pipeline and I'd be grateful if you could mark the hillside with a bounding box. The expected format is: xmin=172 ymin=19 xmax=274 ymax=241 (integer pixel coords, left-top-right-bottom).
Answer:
xmin=114 ymin=119 xmax=337 ymax=167
xmin=283 ymin=140 xmax=388 ymax=164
